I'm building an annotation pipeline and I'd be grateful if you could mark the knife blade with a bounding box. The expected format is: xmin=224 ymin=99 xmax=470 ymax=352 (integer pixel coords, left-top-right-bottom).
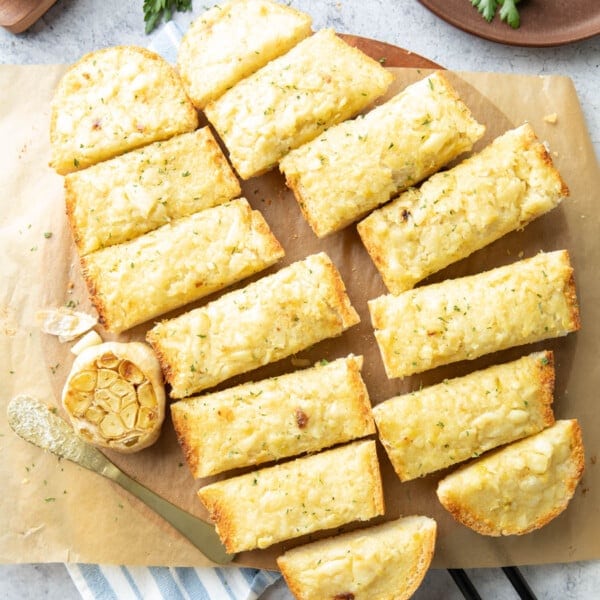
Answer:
xmin=7 ymin=394 xmax=235 ymax=565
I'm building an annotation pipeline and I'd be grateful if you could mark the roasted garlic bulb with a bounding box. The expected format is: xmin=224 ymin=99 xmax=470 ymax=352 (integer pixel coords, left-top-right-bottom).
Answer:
xmin=62 ymin=342 xmax=166 ymax=453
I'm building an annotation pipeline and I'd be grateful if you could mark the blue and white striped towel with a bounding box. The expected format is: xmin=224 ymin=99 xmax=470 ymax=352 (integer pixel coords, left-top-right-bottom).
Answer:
xmin=66 ymin=19 xmax=282 ymax=600
xmin=66 ymin=564 xmax=281 ymax=600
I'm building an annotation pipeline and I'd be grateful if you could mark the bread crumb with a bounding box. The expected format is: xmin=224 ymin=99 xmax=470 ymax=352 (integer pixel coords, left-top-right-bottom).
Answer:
xmin=544 ymin=113 xmax=558 ymax=124
xmin=291 ymin=357 xmax=311 ymax=367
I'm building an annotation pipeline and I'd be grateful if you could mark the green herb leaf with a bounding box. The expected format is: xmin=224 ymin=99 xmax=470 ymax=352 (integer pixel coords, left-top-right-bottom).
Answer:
xmin=143 ymin=0 xmax=192 ymax=34
xmin=471 ymin=0 xmax=500 ymax=23
xmin=471 ymin=0 xmax=521 ymax=28
xmin=499 ymin=0 xmax=521 ymax=28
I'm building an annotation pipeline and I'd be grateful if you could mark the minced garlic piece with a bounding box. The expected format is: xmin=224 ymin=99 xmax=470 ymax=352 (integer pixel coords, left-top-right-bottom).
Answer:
xmin=36 ymin=307 xmax=97 ymax=343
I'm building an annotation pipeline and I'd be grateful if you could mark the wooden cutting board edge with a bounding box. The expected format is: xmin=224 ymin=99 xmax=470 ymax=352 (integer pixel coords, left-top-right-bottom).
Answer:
xmin=340 ymin=33 xmax=442 ymax=69
xmin=0 ymin=0 xmax=57 ymax=33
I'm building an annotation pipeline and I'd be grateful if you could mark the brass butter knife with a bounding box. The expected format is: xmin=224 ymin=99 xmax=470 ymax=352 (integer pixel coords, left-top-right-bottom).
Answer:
xmin=7 ymin=394 xmax=235 ymax=565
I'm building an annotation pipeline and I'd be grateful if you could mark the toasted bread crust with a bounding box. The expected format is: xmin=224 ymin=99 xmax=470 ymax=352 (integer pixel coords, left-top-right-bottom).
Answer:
xmin=564 ymin=261 xmax=581 ymax=332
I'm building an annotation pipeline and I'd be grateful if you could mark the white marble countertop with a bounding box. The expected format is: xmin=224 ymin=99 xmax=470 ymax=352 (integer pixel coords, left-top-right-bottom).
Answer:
xmin=1 ymin=1 xmax=598 ymax=598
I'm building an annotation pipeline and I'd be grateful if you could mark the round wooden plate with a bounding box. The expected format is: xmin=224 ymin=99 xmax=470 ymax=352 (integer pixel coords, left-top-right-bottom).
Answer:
xmin=419 ymin=0 xmax=600 ymax=47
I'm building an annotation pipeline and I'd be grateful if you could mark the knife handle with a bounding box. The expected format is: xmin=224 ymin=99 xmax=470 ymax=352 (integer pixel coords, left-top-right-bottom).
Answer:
xmin=102 ymin=463 xmax=235 ymax=565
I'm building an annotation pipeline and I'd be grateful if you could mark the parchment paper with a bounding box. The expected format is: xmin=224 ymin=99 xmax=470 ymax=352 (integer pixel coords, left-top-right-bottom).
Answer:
xmin=1 ymin=64 xmax=599 ymax=569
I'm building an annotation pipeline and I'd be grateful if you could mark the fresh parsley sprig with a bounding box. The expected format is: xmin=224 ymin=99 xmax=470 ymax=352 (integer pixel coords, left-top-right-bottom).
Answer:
xmin=143 ymin=0 xmax=192 ymax=34
xmin=471 ymin=0 xmax=521 ymax=29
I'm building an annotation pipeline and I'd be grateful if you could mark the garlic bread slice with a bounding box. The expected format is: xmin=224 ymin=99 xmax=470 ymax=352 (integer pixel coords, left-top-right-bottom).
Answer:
xmin=50 ymin=45 xmax=198 ymax=174
xmin=437 ymin=419 xmax=584 ymax=536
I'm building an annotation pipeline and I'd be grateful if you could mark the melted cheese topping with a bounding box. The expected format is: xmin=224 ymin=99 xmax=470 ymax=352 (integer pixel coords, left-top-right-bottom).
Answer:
xmin=198 ymin=440 xmax=384 ymax=553
xmin=280 ymin=72 xmax=484 ymax=237
xmin=148 ymin=252 xmax=359 ymax=398
xmin=171 ymin=355 xmax=374 ymax=477
xmin=359 ymin=124 xmax=567 ymax=293
xmin=204 ymin=28 xmax=393 ymax=179
xmin=369 ymin=250 xmax=579 ymax=378
xmin=50 ymin=46 xmax=198 ymax=174
xmin=65 ymin=128 xmax=241 ymax=255
xmin=437 ymin=420 xmax=584 ymax=535
xmin=277 ymin=516 xmax=436 ymax=600
xmin=83 ymin=198 xmax=283 ymax=333
xmin=374 ymin=351 xmax=555 ymax=481
xmin=178 ymin=0 xmax=312 ymax=108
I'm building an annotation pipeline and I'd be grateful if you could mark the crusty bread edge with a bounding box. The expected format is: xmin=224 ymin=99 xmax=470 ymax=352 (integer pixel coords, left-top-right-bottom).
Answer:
xmin=365 ymin=438 xmax=386 ymax=518
xmin=197 ymin=486 xmax=239 ymax=554
xmin=562 ymin=250 xmax=581 ymax=333
xmin=401 ymin=519 xmax=437 ymax=600
xmin=346 ymin=355 xmax=377 ymax=436
xmin=79 ymin=252 xmax=112 ymax=331
xmin=248 ymin=205 xmax=286 ymax=262
xmin=319 ymin=254 xmax=361 ymax=330
xmin=145 ymin=325 xmax=176 ymax=394
xmin=521 ymin=121 xmax=570 ymax=200
xmin=64 ymin=176 xmax=84 ymax=254
xmin=357 ymin=187 xmax=421 ymax=295
xmin=535 ymin=350 xmax=557 ymax=430
xmin=170 ymin=402 xmax=203 ymax=479
xmin=280 ymin=172 xmax=325 ymax=237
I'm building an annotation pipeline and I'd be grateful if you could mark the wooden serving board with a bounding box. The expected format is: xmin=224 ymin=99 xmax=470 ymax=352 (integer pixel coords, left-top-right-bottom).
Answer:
xmin=341 ymin=33 xmax=441 ymax=69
